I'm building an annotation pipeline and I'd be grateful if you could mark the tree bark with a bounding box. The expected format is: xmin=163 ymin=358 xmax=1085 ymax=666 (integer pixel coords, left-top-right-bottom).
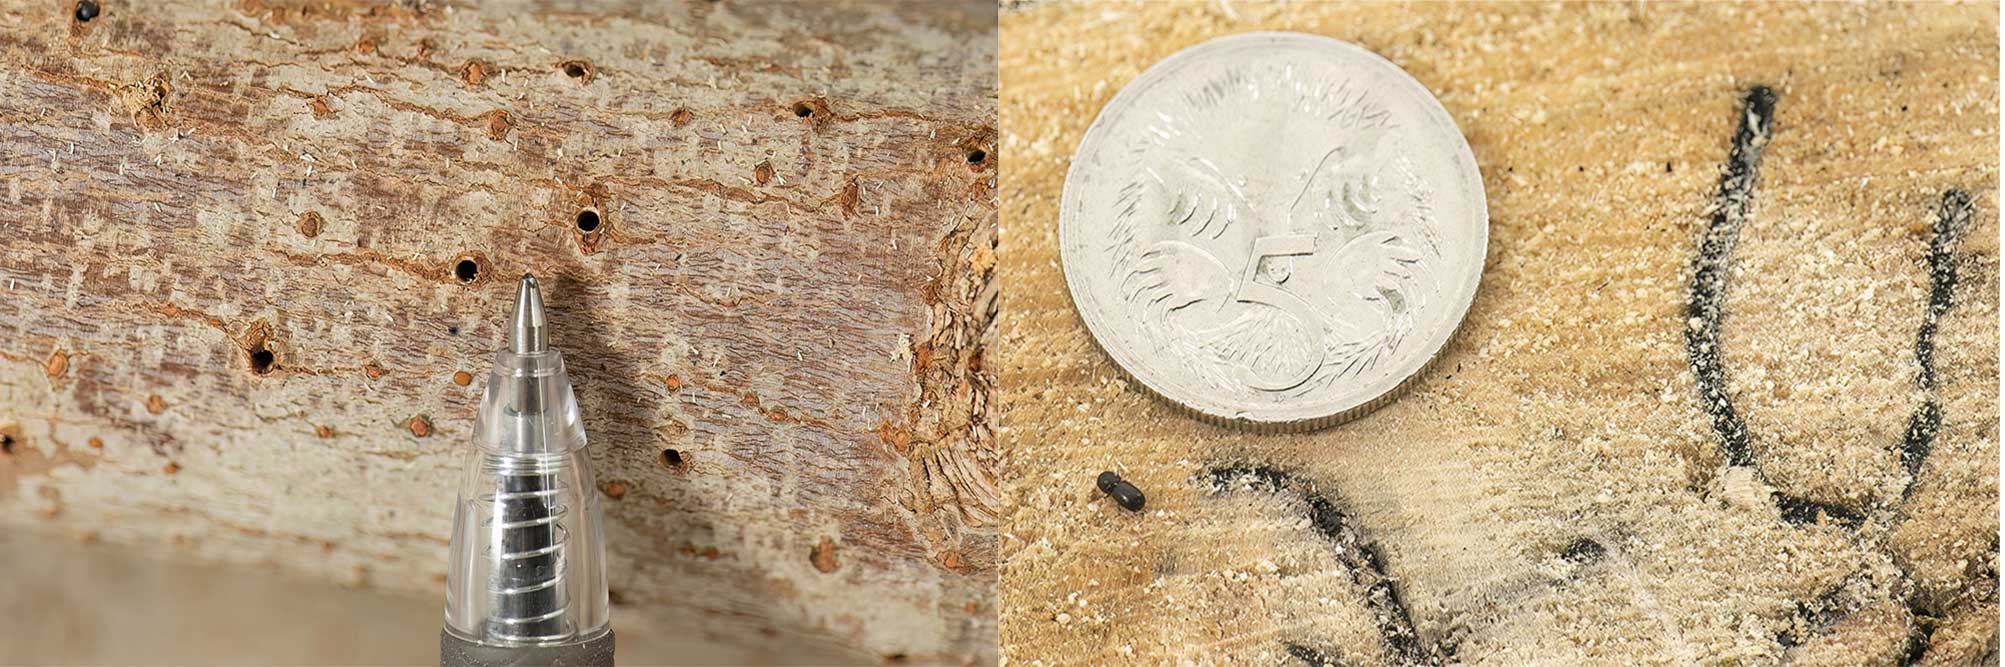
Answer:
xmin=0 ymin=1 xmax=998 ymax=663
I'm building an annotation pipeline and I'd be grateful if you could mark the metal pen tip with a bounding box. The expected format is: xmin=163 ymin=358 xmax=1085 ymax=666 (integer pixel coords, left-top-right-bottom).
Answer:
xmin=510 ymin=274 xmax=548 ymax=354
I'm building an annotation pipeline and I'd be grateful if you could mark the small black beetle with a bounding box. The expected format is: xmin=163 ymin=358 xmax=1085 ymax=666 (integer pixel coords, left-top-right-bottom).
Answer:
xmin=1096 ymin=471 xmax=1146 ymax=512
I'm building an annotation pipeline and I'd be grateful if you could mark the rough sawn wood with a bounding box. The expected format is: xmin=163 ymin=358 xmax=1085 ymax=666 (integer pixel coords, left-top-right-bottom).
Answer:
xmin=0 ymin=1 xmax=999 ymax=663
xmin=999 ymin=3 xmax=1997 ymax=666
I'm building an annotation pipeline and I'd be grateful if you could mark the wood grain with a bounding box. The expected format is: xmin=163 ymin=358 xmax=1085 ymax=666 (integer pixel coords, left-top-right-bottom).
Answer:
xmin=999 ymin=2 xmax=1997 ymax=665
xmin=0 ymin=0 xmax=997 ymax=662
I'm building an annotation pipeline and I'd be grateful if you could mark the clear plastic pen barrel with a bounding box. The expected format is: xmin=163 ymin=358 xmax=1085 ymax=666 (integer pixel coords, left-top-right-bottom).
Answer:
xmin=443 ymin=276 xmax=610 ymax=650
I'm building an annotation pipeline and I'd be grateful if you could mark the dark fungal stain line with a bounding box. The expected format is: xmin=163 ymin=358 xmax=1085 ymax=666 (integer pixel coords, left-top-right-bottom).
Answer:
xmin=1898 ymin=597 xmax=1935 ymax=665
xmin=1205 ymin=464 xmax=1440 ymax=667
xmin=1770 ymin=192 xmax=1982 ymax=663
xmin=1776 ymin=581 xmax=1855 ymax=649
xmin=1897 ymin=400 xmax=1942 ymax=480
xmin=1914 ymin=190 xmax=1973 ymax=391
xmin=1559 ymin=538 xmax=1606 ymax=565
xmin=1685 ymin=86 xmax=1994 ymax=663
xmin=1682 ymin=85 xmax=1874 ymax=528
xmin=1892 ymin=190 xmax=1979 ymax=666
xmin=1899 ymin=190 xmax=1972 ymax=483
xmin=1284 ymin=643 xmax=1346 ymax=667
xmin=1685 ymin=83 xmax=1775 ymax=469
xmin=1774 ymin=495 xmax=1865 ymax=528
xmin=1892 ymin=551 xmax=1994 ymax=667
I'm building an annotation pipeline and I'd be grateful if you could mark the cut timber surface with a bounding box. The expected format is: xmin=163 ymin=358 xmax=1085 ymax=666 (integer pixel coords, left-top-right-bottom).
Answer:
xmin=0 ymin=1 xmax=998 ymax=663
xmin=999 ymin=3 xmax=1997 ymax=666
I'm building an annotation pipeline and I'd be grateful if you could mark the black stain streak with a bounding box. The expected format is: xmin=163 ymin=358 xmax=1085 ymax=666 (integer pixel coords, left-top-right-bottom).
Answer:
xmin=1284 ymin=643 xmax=1345 ymax=667
xmin=1777 ymin=585 xmax=1853 ymax=648
xmin=1685 ymin=84 xmax=1775 ymax=469
xmin=1899 ymin=597 xmax=1935 ymax=665
xmin=1897 ymin=400 xmax=1943 ymax=482
xmin=1683 ymin=85 xmax=1869 ymax=529
xmin=1559 ymin=538 xmax=1606 ymax=565
xmin=1915 ymin=190 xmax=1974 ymax=392
xmin=1899 ymin=190 xmax=1973 ymax=486
xmin=1687 ymin=85 xmax=1988 ymax=664
xmin=1892 ymin=190 xmax=1978 ymax=666
xmin=1774 ymin=495 xmax=1865 ymax=528
xmin=1206 ymin=464 xmax=1441 ymax=667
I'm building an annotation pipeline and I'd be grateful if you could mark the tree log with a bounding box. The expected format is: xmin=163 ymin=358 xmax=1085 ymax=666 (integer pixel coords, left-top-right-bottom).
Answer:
xmin=0 ymin=0 xmax=998 ymax=663
xmin=1000 ymin=2 xmax=1996 ymax=665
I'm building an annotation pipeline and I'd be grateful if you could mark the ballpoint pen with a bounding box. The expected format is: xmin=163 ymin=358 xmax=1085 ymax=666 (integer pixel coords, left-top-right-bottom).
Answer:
xmin=441 ymin=274 xmax=614 ymax=666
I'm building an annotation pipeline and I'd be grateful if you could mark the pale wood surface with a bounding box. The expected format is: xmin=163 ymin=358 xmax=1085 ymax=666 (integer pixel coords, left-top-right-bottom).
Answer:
xmin=999 ymin=2 xmax=1997 ymax=666
xmin=0 ymin=1 xmax=998 ymax=663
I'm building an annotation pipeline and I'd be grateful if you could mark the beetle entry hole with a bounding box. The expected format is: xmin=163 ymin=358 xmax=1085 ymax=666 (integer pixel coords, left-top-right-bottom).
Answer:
xmin=248 ymin=346 xmax=276 ymax=375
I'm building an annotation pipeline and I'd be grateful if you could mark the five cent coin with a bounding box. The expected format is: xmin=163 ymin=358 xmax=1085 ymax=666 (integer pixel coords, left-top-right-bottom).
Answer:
xmin=1058 ymin=32 xmax=1488 ymax=431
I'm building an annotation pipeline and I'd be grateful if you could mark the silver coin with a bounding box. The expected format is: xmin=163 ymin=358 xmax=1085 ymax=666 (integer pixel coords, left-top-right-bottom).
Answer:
xmin=1059 ymin=32 xmax=1488 ymax=431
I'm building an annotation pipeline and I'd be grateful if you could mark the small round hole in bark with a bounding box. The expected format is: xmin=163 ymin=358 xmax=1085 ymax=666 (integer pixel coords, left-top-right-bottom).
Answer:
xmin=454 ymin=259 xmax=480 ymax=283
xmin=792 ymin=103 xmax=814 ymax=118
xmin=564 ymin=62 xmax=590 ymax=78
xmin=0 ymin=435 xmax=14 ymax=455
xmin=661 ymin=448 xmax=685 ymax=470
xmin=73 ymin=0 xmax=98 ymax=22
xmin=248 ymin=345 xmax=276 ymax=376
xmin=966 ymin=149 xmax=986 ymax=164
xmin=576 ymin=209 xmax=601 ymax=233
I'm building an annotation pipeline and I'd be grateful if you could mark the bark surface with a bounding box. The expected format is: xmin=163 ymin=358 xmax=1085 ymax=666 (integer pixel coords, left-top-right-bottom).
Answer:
xmin=0 ymin=1 xmax=998 ymax=662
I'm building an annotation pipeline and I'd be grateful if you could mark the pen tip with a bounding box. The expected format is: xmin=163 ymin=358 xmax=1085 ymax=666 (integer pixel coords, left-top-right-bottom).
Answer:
xmin=510 ymin=273 xmax=547 ymax=354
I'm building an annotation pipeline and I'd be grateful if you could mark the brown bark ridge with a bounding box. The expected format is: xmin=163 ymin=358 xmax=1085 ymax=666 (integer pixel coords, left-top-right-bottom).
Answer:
xmin=0 ymin=0 xmax=998 ymax=662
xmin=1000 ymin=2 xmax=1996 ymax=666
